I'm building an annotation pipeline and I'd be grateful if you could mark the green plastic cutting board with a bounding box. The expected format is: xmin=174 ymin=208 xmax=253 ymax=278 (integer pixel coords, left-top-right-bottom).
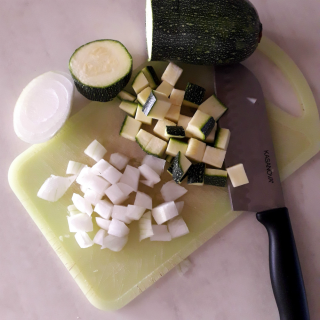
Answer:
xmin=8 ymin=38 xmax=320 ymax=310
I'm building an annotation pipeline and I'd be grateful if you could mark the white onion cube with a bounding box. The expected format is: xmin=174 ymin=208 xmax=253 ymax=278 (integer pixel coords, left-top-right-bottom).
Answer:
xmin=75 ymin=231 xmax=94 ymax=248
xmin=116 ymin=183 xmax=134 ymax=196
xmin=76 ymin=167 xmax=110 ymax=194
xmin=108 ymin=219 xmax=130 ymax=237
xmin=94 ymin=199 xmax=113 ymax=219
xmin=105 ymin=184 xmax=128 ymax=205
xmin=84 ymin=140 xmax=107 ymax=162
xmin=142 ymin=155 xmax=165 ymax=176
xmin=152 ymin=201 xmax=179 ymax=225
xmin=138 ymin=164 xmax=160 ymax=185
xmin=96 ymin=217 xmax=111 ymax=230
xmin=109 ymin=153 xmax=130 ymax=171
xmin=93 ymin=229 xmax=106 ymax=246
xmin=168 ymin=216 xmax=189 ymax=238
xmin=66 ymin=161 xmax=86 ymax=175
xmin=139 ymin=211 xmax=153 ymax=241
xmin=67 ymin=213 xmax=93 ymax=232
xmin=112 ymin=205 xmax=132 ymax=224
xmin=101 ymin=166 xmax=122 ymax=184
xmin=91 ymin=159 xmax=111 ymax=175
xmin=134 ymin=191 xmax=152 ymax=210
xmin=126 ymin=205 xmax=146 ymax=220
xmin=119 ymin=165 xmax=140 ymax=191
xmin=84 ymin=189 xmax=104 ymax=206
xmin=175 ymin=201 xmax=184 ymax=214
xmin=150 ymin=225 xmax=172 ymax=241
xmin=72 ymin=193 xmax=93 ymax=216
xmin=161 ymin=180 xmax=188 ymax=202
xmin=101 ymin=234 xmax=128 ymax=252
xmin=140 ymin=180 xmax=155 ymax=188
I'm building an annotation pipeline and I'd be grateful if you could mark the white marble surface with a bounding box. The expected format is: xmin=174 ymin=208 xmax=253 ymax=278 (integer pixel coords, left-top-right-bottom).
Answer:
xmin=1 ymin=0 xmax=320 ymax=319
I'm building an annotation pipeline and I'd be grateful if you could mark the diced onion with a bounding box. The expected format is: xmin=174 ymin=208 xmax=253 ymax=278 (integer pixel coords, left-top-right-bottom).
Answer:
xmin=134 ymin=191 xmax=152 ymax=210
xmin=108 ymin=219 xmax=130 ymax=237
xmin=95 ymin=217 xmax=111 ymax=230
xmin=142 ymin=155 xmax=165 ymax=176
xmin=72 ymin=193 xmax=93 ymax=216
xmin=140 ymin=180 xmax=155 ymax=188
xmin=152 ymin=201 xmax=179 ymax=225
xmin=37 ymin=174 xmax=76 ymax=202
xmin=109 ymin=153 xmax=130 ymax=171
xmin=66 ymin=161 xmax=86 ymax=175
xmin=116 ymin=183 xmax=134 ymax=196
xmin=175 ymin=201 xmax=184 ymax=214
xmin=105 ymin=184 xmax=128 ymax=205
xmin=167 ymin=216 xmax=189 ymax=238
xmin=94 ymin=199 xmax=113 ymax=219
xmin=138 ymin=164 xmax=160 ymax=185
xmin=101 ymin=234 xmax=128 ymax=252
xmin=74 ymin=231 xmax=94 ymax=248
xmin=101 ymin=166 xmax=122 ymax=184
xmin=150 ymin=225 xmax=172 ymax=241
xmin=160 ymin=180 xmax=188 ymax=202
xmin=84 ymin=188 xmax=104 ymax=205
xmin=93 ymin=229 xmax=106 ymax=246
xmin=67 ymin=213 xmax=93 ymax=232
xmin=126 ymin=205 xmax=146 ymax=220
xmin=112 ymin=205 xmax=132 ymax=224
xmin=139 ymin=211 xmax=153 ymax=241
xmin=119 ymin=165 xmax=140 ymax=191
xmin=84 ymin=140 xmax=107 ymax=162
xmin=91 ymin=159 xmax=111 ymax=175
xmin=76 ymin=167 xmax=110 ymax=194
xmin=80 ymin=184 xmax=88 ymax=194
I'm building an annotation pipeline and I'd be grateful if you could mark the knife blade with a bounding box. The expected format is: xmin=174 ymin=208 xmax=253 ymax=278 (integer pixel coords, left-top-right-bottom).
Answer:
xmin=214 ymin=64 xmax=310 ymax=320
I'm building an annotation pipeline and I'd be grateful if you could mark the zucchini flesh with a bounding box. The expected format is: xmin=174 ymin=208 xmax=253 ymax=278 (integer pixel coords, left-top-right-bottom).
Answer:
xmin=165 ymin=104 xmax=181 ymax=123
xmin=172 ymin=151 xmax=191 ymax=184
xmin=198 ymin=94 xmax=228 ymax=120
xmin=153 ymin=119 xmax=176 ymax=141
xmin=226 ymin=164 xmax=249 ymax=187
xmin=119 ymin=101 xmax=138 ymax=116
xmin=132 ymin=71 xmax=149 ymax=94
xmin=205 ymin=123 xmax=217 ymax=143
xmin=142 ymin=66 xmax=160 ymax=89
xmin=119 ymin=115 xmax=142 ymax=141
xmin=142 ymin=90 xmax=172 ymax=120
xmin=214 ymin=128 xmax=231 ymax=150
xmin=165 ymin=126 xmax=185 ymax=138
xmin=137 ymin=86 xmax=152 ymax=105
xmin=178 ymin=114 xmax=192 ymax=138
xmin=204 ymin=168 xmax=228 ymax=187
xmin=155 ymin=81 xmax=173 ymax=97
xmin=185 ymin=138 xmax=206 ymax=162
xmin=187 ymin=163 xmax=205 ymax=186
xmin=161 ymin=62 xmax=183 ymax=86
xmin=166 ymin=155 xmax=173 ymax=163
xmin=117 ymin=90 xmax=136 ymax=102
xmin=202 ymin=146 xmax=226 ymax=168
xmin=186 ymin=110 xmax=215 ymax=140
xmin=166 ymin=138 xmax=188 ymax=156
xmin=170 ymin=88 xmax=185 ymax=106
xmin=145 ymin=136 xmax=168 ymax=158
xmin=69 ymin=39 xmax=132 ymax=102
xmin=135 ymin=104 xmax=153 ymax=125
xmin=136 ymin=129 xmax=153 ymax=149
xmin=183 ymin=83 xmax=205 ymax=108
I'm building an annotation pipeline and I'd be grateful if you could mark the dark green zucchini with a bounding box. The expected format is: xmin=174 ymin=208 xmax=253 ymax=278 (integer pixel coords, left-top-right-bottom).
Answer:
xmin=172 ymin=151 xmax=192 ymax=184
xmin=165 ymin=126 xmax=185 ymax=138
xmin=187 ymin=163 xmax=205 ymax=186
xmin=204 ymin=168 xmax=228 ymax=187
xmin=183 ymin=83 xmax=205 ymax=108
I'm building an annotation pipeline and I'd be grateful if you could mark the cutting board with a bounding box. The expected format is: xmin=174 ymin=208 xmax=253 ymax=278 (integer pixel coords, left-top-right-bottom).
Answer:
xmin=8 ymin=37 xmax=320 ymax=310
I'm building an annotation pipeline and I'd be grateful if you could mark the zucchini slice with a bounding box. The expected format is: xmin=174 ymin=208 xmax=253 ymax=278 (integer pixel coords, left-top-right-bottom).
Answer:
xmin=161 ymin=62 xmax=183 ymax=86
xmin=183 ymin=83 xmax=205 ymax=108
xmin=172 ymin=151 xmax=192 ymax=184
xmin=214 ymin=128 xmax=231 ymax=150
xmin=186 ymin=138 xmax=206 ymax=162
xmin=142 ymin=66 xmax=160 ymax=89
xmin=178 ymin=114 xmax=192 ymax=138
xmin=170 ymin=89 xmax=185 ymax=106
xmin=204 ymin=168 xmax=228 ymax=187
xmin=165 ymin=126 xmax=185 ymax=138
xmin=120 ymin=115 xmax=142 ymax=141
xmin=142 ymin=90 xmax=172 ymax=120
xmin=153 ymin=119 xmax=176 ymax=141
xmin=165 ymin=104 xmax=181 ymax=123
xmin=119 ymin=100 xmax=138 ymax=116
xmin=226 ymin=164 xmax=249 ymax=187
xmin=155 ymin=81 xmax=173 ymax=97
xmin=166 ymin=138 xmax=188 ymax=156
xmin=137 ymin=86 xmax=152 ymax=105
xmin=186 ymin=110 xmax=215 ymax=140
xmin=202 ymin=146 xmax=226 ymax=168
xmin=69 ymin=39 xmax=132 ymax=102
xmin=198 ymin=94 xmax=228 ymax=120
xmin=117 ymin=90 xmax=136 ymax=102
xmin=135 ymin=104 xmax=153 ymax=125
xmin=187 ymin=163 xmax=205 ymax=186
xmin=132 ymin=71 xmax=149 ymax=94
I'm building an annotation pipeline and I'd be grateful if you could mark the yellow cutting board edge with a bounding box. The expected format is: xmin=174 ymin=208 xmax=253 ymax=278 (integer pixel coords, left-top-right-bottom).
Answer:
xmin=8 ymin=37 xmax=320 ymax=310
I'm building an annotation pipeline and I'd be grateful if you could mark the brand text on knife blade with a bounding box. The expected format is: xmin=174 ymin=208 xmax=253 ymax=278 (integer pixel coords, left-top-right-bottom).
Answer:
xmin=264 ymin=150 xmax=274 ymax=183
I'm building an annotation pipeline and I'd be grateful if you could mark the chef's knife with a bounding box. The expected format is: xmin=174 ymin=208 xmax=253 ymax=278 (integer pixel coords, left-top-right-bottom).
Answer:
xmin=215 ymin=64 xmax=310 ymax=320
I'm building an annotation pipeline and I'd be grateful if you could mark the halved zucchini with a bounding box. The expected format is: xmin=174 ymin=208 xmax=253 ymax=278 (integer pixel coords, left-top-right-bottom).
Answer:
xmin=69 ymin=39 xmax=132 ymax=102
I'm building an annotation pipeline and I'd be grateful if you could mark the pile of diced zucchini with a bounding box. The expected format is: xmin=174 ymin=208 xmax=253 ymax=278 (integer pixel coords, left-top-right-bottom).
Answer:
xmin=118 ymin=62 xmax=248 ymax=188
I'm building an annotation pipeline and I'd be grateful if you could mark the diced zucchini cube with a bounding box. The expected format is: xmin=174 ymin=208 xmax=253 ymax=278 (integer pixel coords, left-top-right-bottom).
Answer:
xmin=166 ymin=138 xmax=188 ymax=156
xmin=186 ymin=138 xmax=206 ymax=162
xmin=153 ymin=119 xmax=176 ymax=141
xmin=145 ymin=136 xmax=168 ymax=158
xmin=205 ymin=123 xmax=217 ymax=143
xmin=178 ymin=114 xmax=192 ymax=138
xmin=132 ymin=71 xmax=149 ymax=94
xmin=172 ymin=151 xmax=192 ymax=184
xmin=165 ymin=104 xmax=181 ymax=123
xmin=155 ymin=80 xmax=173 ymax=97
xmin=186 ymin=110 xmax=215 ymax=141
xmin=204 ymin=168 xmax=228 ymax=187
xmin=119 ymin=100 xmax=138 ymax=116
xmin=226 ymin=164 xmax=249 ymax=187
xmin=165 ymin=126 xmax=185 ymax=139
xmin=202 ymin=146 xmax=226 ymax=168
xmin=137 ymin=86 xmax=152 ymax=105
xmin=117 ymin=90 xmax=136 ymax=102
xmin=161 ymin=62 xmax=183 ymax=86
xmin=135 ymin=104 xmax=152 ymax=125
xmin=183 ymin=83 xmax=205 ymax=108
xmin=198 ymin=94 xmax=228 ymax=120
xmin=135 ymin=129 xmax=153 ymax=149
xmin=170 ymin=89 xmax=185 ymax=106
xmin=142 ymin=66 xmax=160 ymax=89
xmin=214 ymin=128 xmax=231 ymax=150
xmin=119 ymin=116 xmax=142 ymax=141
xmin=143 ymin=91 xmax=172 ymax=120
xmin=187 ymin=163 xmax=205 ymax=186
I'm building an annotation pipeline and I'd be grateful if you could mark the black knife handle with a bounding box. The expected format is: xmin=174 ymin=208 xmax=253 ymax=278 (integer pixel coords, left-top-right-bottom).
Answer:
xmin=256 ymin=207 xmax=309 ymax=320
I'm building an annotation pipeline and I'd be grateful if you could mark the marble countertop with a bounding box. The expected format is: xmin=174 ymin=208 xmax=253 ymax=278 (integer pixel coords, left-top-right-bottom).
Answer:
xmin=1 ymin=0 xmax=320 ymax=319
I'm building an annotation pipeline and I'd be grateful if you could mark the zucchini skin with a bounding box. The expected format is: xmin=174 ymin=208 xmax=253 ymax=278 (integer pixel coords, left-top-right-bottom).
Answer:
xmin=69 ymin=39 xmax=132 ymax=102
xmin=148 ymin=0 xmax=262 ymax=65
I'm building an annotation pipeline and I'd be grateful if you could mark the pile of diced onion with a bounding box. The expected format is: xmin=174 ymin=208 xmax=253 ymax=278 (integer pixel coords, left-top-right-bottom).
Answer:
xmin=37 ymin=139 xmax=189 ymax=252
